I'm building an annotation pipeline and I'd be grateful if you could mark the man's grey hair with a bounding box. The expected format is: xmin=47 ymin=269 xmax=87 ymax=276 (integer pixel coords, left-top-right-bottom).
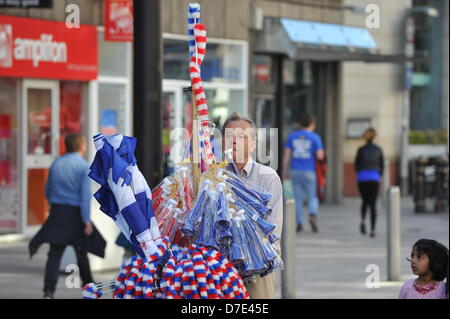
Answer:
xmin=221 ymin=112 xmax=257 ymax=141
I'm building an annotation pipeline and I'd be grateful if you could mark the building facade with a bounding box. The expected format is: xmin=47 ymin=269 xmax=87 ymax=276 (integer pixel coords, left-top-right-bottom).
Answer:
xmin=410 ymin=0 xmax=448 ymax=132
xmin=2 ymin=0 xmax=446 ymax=270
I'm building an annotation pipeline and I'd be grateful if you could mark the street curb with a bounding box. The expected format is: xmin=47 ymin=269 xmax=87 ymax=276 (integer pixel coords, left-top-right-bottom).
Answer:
xmin=0 ymin=234 xmax=27 ymax=244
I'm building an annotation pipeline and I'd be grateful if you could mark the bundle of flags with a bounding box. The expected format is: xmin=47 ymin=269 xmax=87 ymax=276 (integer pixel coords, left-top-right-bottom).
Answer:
xmin=82 ymin=237 xmax=249 ymax=299
xmin=85 ymin=134 xmax=252 ymax=299
xmin=153 ymin=164 xmax=283 ymax=281
xmin=151 ymin=166 xmax=194 ymax=246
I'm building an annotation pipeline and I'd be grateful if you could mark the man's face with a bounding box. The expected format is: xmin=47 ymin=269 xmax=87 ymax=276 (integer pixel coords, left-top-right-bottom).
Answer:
xmin=222 ymin=120 xmax=256 ymax=165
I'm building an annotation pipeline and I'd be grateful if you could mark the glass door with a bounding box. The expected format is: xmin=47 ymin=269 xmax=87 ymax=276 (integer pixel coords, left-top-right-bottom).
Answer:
xmin=21 ymin=80 xmax=59 ymax=234
xmin=254 ymin=95 xmax=277 ymax=166
xmin=0 ymin=78 xmax=19 ymax=235
xmin=162 ymin=86 xmax=183 ymax=176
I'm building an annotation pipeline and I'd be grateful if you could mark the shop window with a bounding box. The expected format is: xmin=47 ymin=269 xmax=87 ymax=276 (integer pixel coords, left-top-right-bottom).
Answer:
xmin=204 ymin=43 xmax=243 ymax=84
xmin=164 ymin=39 xmax=245 ymax=84
xmin=163 ymin=92 xmax=176 ymax=175
xmin=282 ymin=60 xmax=327 ymax=140
xmin=98 ymin=30 xmax=131 ymax=136
xmin=98 ymin=83 xmax=126 ymax=136
xmin=0 ymin=78 xmax=19 ymax=234
xmin=283 ymin=60 xmax=315 ymax=132
xmin=99 ymin=31 xmax=128 ymax=77
xmin=164 ymin=39 xmax=189 ymax=81
xmin=205 ymin=88 xmax=243 ymax=128
xmin=162 ymin=37 xmax=247 ymax=174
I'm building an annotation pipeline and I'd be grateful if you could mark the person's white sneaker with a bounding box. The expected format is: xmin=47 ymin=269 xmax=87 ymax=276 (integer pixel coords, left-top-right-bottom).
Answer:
xmin=43 ymin=292 xmax=54 ymax=299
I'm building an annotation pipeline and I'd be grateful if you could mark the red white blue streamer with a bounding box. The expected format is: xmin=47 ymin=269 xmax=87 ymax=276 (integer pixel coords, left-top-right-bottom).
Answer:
xmin=187 ymin=3 xmax=215 ymax=168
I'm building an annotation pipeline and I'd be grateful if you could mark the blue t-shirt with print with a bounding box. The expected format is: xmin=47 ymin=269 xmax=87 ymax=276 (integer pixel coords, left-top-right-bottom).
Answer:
xmin=285 ymin=130 xmax=324 ymax=171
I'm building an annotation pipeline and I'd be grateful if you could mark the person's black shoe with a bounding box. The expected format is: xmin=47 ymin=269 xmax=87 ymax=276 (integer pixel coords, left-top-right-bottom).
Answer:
xmin=360 ymin=223 xmax=366 ymax=235
xmin=296 ymin=224 xmax=303 ymax=232
xmin=370 ymin=231 xmax=376 ymax=237
xmin=309 ymin=215 xmax=319 ymax=233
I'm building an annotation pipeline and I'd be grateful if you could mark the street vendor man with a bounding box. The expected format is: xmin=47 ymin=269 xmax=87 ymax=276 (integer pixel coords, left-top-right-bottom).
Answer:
xmin=221 ymin=112 xmax=283 ymax=299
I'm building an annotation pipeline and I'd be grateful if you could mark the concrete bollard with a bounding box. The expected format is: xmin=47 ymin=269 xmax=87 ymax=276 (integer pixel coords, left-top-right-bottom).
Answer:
xmin=387 ymin=186 xmax=401 ymax=281
xmin=281 ymin=199 xmax=296 ymax=299
xmin=434 ymin=157 xmax=448 ymax=212
xmin=414 ymin=157 xmax=427 ymax=213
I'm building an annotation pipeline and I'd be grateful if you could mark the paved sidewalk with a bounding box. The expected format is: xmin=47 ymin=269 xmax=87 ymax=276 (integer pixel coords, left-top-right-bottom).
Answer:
xmin=278 ymin=196 xmax=449 ymax=299
xmin=0 ymin=197 xmax=448 ymax=299
xmin=0 ymin=240 xmax=117 ymax=299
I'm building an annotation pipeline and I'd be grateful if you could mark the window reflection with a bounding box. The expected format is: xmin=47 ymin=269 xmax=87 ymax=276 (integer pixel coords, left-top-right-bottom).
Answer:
xmin=99 ymin=31 xmax=128 ymax=77
xmin=99 ymin=83 xmax=126 ymax=136
xmin=27 ymin=89 xmax=52 ymax=155
xmin=164 ymin=39 xmax=244 ymax=84
xmin=60 ymin=81 xmax=84 ymax=154
xmin=205 ymin=89 xmax=243 ymax=128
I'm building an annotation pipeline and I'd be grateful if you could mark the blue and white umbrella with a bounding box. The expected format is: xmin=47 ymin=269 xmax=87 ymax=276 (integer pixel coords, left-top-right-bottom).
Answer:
xmin=89 ymin=133 xmax=161 ymax=258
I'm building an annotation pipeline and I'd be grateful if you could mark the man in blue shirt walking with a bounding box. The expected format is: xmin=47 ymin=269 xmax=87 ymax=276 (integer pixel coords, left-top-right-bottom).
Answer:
xmin=283 ymin=114 xmax=324 ymax=233
xmin=40 ymin=133 xmax=94 ymax=298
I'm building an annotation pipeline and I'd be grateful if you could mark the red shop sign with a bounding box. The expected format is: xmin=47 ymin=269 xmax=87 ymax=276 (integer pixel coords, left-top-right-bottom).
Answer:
xmin=104 ymin=0 xmax=133 ymax=42
xmin=30 ymin=111 xmax=50 ymax=126
xmin=0 ymin=15 xmax=98 ymax=81
xmin=255 ymin=64 xmax=270 ymax=83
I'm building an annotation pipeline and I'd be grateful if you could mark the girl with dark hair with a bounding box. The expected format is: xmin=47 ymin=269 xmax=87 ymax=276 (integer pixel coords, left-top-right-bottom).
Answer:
xmin=354 ymin=128 xmax=384 ymax=237
xmin=399 ymin=239 xmax=449 ymax=299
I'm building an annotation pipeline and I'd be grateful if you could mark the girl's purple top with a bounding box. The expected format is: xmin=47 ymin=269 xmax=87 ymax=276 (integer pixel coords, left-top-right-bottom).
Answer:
xmin=399 ymin=279 xmax=447 ymax=299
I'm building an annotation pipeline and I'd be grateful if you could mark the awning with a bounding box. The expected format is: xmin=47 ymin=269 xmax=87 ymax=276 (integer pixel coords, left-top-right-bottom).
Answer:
xmin=254 ymin=17 xmax=427 ymax=63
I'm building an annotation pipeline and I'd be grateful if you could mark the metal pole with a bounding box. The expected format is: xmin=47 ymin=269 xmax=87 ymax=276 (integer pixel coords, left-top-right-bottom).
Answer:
xmin=275 ymin=55 xmax=284 ymax=176
xmin=400 ymin=15 xmax=415 ymax=196
xmin=434 ymin=157 xmax=448 ymax=212
xmin=191 ymin=92 xmax=199 ymax=196
xmin=400 ymin=91 xmax=410 ymax=196
xmin=281 ymin=199 xmax=296 ymax=299
xmin=133 ymin=0 xmax=163 ymax=188
xmin=387 ymin=186 xmax=401 ymax=281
